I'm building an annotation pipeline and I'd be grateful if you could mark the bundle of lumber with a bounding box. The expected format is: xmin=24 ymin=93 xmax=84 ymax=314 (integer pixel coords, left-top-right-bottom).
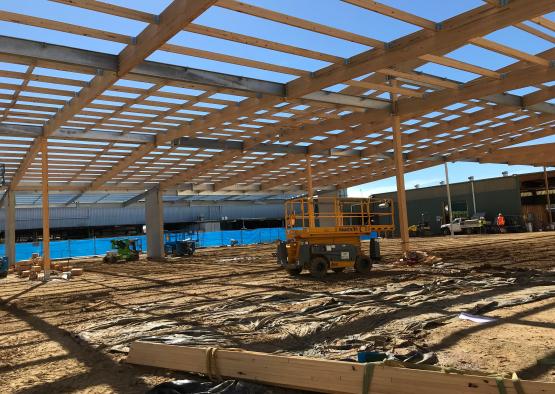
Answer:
xmin=126 ymin=341 xmax=554 ymax=394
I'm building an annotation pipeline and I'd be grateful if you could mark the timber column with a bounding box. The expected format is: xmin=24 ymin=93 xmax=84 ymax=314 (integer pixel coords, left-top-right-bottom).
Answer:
xmin=5 ymin=189 xmax=16 ymax=266
xmin=306 ymin=154 xmax=316 ymax=229
xmin=41 ymin=137 xmax=51 ymax=280
xmin=391 ymin=80 xmax=410 ymax=254
xmin=145 ymin=187 xmax=165 ymax=260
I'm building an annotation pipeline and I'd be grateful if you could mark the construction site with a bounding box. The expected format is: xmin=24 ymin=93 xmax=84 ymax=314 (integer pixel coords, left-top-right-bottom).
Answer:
xmin=0 ymin=1 xmax=554 ymax=393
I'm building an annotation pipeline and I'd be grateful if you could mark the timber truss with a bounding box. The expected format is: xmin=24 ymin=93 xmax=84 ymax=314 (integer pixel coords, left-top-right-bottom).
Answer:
xmin=0 ymin=0 xmax=554 ymax=205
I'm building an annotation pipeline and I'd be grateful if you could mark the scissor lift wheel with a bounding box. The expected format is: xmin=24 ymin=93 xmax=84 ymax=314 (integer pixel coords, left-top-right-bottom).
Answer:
xmin=309 ymin=256 xmax=328 ymax=278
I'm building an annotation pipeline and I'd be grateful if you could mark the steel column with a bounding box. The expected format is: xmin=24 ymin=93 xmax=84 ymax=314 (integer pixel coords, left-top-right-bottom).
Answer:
xmin=145 ymin=187 xmax=165 ymax=260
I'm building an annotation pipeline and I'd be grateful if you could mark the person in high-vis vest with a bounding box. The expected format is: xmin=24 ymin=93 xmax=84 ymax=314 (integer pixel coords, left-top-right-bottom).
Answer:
xmin=496 ymin=213 xmax=506 ymax=233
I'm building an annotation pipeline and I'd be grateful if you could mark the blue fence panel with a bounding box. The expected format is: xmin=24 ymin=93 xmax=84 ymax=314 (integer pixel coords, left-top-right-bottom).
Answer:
xmin=4 ymin=227 xmax=285 ymax=261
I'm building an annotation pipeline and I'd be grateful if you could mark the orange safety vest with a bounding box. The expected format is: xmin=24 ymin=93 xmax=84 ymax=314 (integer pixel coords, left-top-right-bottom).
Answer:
xmin=497 ymin=215 xmax=505 ymax=226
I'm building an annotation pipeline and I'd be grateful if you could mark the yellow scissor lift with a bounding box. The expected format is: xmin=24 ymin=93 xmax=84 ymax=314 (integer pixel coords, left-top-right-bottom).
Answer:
xmin=276 ymin=196 xmax=395 ymax=278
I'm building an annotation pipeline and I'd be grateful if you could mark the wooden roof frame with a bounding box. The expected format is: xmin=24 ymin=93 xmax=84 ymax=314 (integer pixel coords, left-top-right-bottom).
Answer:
xmin=0 ymin=0 xmax=553 ymax=205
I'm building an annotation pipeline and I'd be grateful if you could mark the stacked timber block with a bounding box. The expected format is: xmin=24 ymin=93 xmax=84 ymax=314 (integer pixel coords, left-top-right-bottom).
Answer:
xmin=71 ymin=268 xmax=83 ymax=276
xmin=126 ymin=342 xmax=555 ymax=394
xmin=15 ymin=261 xmax=32 ymax=276
xmin=7 ymin=257 xmax=85 ymax=280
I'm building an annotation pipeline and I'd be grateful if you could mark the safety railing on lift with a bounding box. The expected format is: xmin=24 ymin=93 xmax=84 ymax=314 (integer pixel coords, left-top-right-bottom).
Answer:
xmin=285 ymin=197 xmax=395 ymax=236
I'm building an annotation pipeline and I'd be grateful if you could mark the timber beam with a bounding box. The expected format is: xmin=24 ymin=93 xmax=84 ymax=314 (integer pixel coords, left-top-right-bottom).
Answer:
xmin=0 ymin=35 xmax=284 ymax=97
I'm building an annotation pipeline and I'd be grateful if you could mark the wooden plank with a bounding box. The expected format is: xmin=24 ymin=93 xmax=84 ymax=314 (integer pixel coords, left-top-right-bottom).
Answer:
xmin=216 ymin=0 xmax=383 ymax=47
xmin=376 ymin=68 xmax=459 ymax=89
xmin=7 ymin=0 xmax=217 ymax=190
xmin=399 ymin=60 xmax=555 ymax=119
xmin=118 ymin=0 xmax=217 ymax=76
xmin=342 ymin=0 xmax=437 ymax=31
xmin=215 ymin=55 xmax=555 ymax=192
xmin=469 ymin=37 xmax=550 ymax=67
xmin=532 ymin=16 xmax=555 ymax=33
xmin=419 ymin=54 xmax=502 ymax=79
xmin=286 ymin=0 xmax=555 ymax=99
xmin=87 ymin=143 xmax=155 ymax=191
xmin=186 ymin=24 xmax=343 ymax=63
xmin=346 ymin=79 xmax=425 ymax=97
xmin=514 ymin=22 xmax=555 ymax=44
xmin=0 ymin=11 xmax=131 ymax=43
xmin=49 ymin=0 xmax=154 ymax=23
xmin=126 ymin=342 xmax=555 ymax=394
xmin=160 ymin=44 xmax=311 ymax=76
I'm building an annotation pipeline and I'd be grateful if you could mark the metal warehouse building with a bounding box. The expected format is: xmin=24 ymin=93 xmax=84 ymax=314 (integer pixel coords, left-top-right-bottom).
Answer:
xmin=374 ymin=170 xmax=554 ymax=235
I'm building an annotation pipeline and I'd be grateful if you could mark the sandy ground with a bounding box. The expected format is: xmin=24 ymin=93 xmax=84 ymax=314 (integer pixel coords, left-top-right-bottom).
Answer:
xmin=0 ymin=232 xmax=554 ymax=393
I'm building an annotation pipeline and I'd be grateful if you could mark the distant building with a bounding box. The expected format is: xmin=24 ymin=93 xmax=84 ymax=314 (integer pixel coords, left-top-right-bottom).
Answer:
xmin=372 ymin=170 xmax=554 ymax=235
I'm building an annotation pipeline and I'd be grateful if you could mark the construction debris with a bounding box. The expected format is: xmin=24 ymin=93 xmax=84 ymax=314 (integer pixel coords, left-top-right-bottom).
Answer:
xmin=458 ymin=312 xmax=497 ymax=324
xmin=147 ymin=379 xmax=306 ymax=394
xmin=1 ymin=233 xmax=554 ymax=393
xmin=398 ymin=250 xmax=443 ymax=266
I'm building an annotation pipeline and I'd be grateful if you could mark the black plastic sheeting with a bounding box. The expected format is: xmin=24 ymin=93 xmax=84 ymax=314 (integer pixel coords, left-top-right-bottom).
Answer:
xmin=147 ymin=379 xmax=311 ymax=394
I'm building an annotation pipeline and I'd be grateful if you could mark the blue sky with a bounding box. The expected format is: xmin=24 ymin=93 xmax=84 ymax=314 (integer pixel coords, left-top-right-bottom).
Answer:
xmin=0 ymin=0 xmax=553 ymax=193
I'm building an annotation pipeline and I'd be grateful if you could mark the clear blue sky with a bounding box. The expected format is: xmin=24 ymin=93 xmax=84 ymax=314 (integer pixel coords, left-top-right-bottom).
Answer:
xmin=0 ymin=0 xmax=553 ymax=194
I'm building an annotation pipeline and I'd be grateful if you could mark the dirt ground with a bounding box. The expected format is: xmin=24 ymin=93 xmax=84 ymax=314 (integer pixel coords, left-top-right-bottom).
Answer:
xmin=0 ymin=232 xmax=554 ymax=393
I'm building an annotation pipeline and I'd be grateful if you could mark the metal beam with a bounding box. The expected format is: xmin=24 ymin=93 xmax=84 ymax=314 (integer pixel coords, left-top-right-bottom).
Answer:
xmin=0 ymin=35 xmax=116 ymax=70
xmin=132 ymin=61 xmax=284 ymax=96
xmin=172 ymin=137 xmax=309 ymax=154
xmin=484 ymin=93 xmax=555 ymax=115
xmin=302 ymin=91 xmax=390 ymax=110
xmin=55 ymin=128 xmax=154 ymax=143
xmin=64 ymin=192 xmax=83 ymax=207
xmin=122 ymin=191 xmax=147 ymax=208
xmin=0 ymin=123 xmax=154 ymax=143
xmin=0 ymin=123 xmax=42 ymax=138
xmin=0 ymin=35 xmax=285 ymax=96
xmin=0 ymin=190 xmax=6 ymax=209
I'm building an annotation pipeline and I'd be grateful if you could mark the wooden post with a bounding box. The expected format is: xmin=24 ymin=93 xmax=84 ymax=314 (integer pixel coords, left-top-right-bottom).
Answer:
xmin=391 ymin=80 xmax=409 ymax=254
xmin=41 ymin=137 xmax=50 ymax=280
xmin=5 ymin=190 xmax=16 ymax=266
xmin=544 ymin=166 xmax=553 ymax=228
xmin=306 ymin=154 xmax=316 ymax=229
xmin=444 ymin=161 xmax=454 ymax=237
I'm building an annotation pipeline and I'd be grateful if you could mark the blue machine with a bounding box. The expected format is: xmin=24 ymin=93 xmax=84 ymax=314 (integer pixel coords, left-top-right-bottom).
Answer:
xmin=164 ymin=230 xmax=199 ymax=257
xmin=0 ymin=256 xmax=8 ymax=278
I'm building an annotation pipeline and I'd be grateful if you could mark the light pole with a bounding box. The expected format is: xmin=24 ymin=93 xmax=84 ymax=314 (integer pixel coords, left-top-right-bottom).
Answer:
xmin=444 ymin=161 xmax=454 ymax=237
xmin=468 ymin=176 xmax=476 ymax=216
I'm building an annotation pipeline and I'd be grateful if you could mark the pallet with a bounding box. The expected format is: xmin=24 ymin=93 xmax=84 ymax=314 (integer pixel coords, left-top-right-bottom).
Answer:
xmin=126 ymin=342 xmax=554 ymax=394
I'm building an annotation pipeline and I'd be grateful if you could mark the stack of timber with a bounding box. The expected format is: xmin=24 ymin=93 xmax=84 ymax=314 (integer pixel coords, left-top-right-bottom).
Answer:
xmin=127 ymin=342 xmax=554 ymax=394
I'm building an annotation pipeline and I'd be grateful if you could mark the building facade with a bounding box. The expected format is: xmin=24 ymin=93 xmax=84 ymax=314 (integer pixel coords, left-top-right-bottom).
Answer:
xmin=373 ymin=171 xmax=553 ymax=235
